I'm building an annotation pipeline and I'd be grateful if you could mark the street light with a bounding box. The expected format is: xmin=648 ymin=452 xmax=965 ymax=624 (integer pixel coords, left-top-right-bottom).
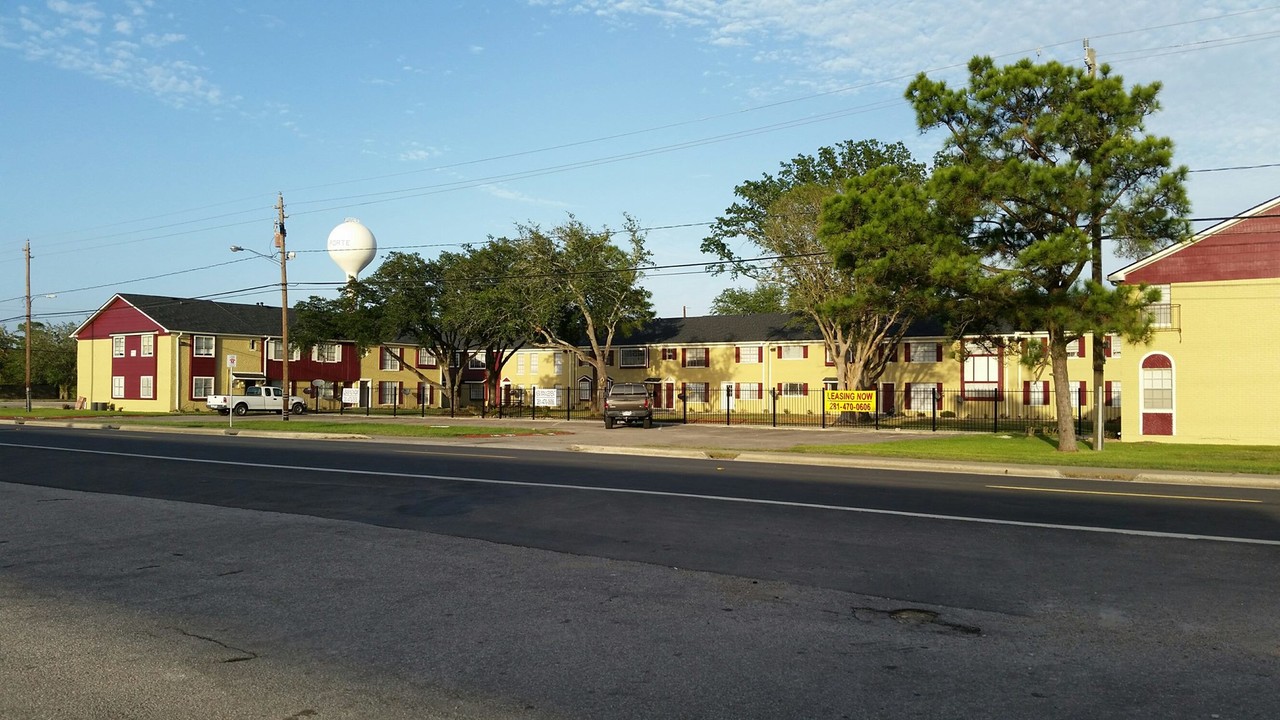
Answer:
xmin=230 ymin=195 xmax=295 ymax=420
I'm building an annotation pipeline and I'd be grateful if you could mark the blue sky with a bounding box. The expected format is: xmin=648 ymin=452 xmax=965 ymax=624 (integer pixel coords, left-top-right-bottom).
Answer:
xmin=2 ymin=1 xmax=1278 ymax=331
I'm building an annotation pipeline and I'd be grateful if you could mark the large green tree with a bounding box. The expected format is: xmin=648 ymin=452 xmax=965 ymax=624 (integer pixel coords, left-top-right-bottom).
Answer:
xmin=513 ymin=215 xmax=653 ymax=412
xmin=907 ymin=56 xmax=1190 ymax=451
xmin=0 ymin=321 xmax=77 ymax=397
xmin=709 ymin=285 xmax=786 ymax=315
xmin=702 ymin=139 xmax=933 ymax=390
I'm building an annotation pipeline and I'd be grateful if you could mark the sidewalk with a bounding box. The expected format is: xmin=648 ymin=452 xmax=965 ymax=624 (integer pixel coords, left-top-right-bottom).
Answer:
xmin=13 ymin=412 xmax=1280 ymax=490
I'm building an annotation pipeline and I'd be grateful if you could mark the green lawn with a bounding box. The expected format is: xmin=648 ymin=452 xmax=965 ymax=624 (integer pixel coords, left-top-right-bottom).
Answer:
xmin=793 ymin=434 xmax=1280 ymax=475
xmin=137 ymin=419 xmax=564 ymax=438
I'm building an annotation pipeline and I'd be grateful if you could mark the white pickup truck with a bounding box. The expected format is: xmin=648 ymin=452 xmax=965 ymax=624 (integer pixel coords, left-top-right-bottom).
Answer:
xmin=206 ymin=386 xmax=307 ymax=416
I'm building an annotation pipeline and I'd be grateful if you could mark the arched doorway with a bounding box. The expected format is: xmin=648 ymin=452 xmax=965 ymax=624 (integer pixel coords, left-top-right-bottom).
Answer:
xmin=1140 ymin=353 xmax=1174 ymax=436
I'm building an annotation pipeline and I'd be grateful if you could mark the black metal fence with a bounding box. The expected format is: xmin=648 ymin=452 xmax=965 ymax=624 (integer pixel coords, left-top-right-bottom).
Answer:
xmin=317 ymin=384 xmax=1121 ymax=437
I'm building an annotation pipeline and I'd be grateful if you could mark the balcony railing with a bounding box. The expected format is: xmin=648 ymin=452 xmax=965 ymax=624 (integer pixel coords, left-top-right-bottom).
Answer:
xmin=1148 ymin=303 xmax=1181 ymax=331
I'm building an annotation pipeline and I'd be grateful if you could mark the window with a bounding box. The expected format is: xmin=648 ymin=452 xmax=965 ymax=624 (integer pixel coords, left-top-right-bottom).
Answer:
xmin=908 ymin=343 xmax=941 ymax=363
xmin=417 ymin=348 xmax=438 ymax=368
xmin=379 ymin=381 xmax=399 ymax=405
xmin=911 ymin=383 xmax=939 ymax=409
xmin=1142 ymin=367 xmax=1173 ymax=410
xmin=112 ymin=336 xmax=126 ymax=357
xmin=313 ymin=343 xmax=340 ymax=363
xmin=529 ymin=353 xmax=539 ymax=374
xmin=619 ymin=347 xmax=647 ymax=368
xmin=1068 ymin=380 xmax=1085 ymax=407
xmin=268 ymin=340 xmax=299 ymax=361
xmin=684 ymin=382 xmax=708 ymax=403
xmin=140 ymin=376 xmax=154 ymax=399
xmin=781 ymin=382 xmax=808 ymax=397
xmin=1104 ymin=335 xmax=1123 ymax=358
xmin=736 ymin=346 xmax=761 ymax=364
xmin=683 ymin=348 xmax=708 ymax=368
xmin=780 ymin=345 xmax=806 ymax=360
xmin=1105 ymin=380 xmax=1122 ymax=407
xmin=577 ymin=377 xmax=592 ymax=402
xmin=554 ymin=354 xmax=564 ymax=374
xmin=661 ymin=348 xmax=678 ymax=362
xmin=193 ymin=335 xmax=215 ymax=357
xmin=192 ymin=376 xmax=214 ymax=399
xmin=140 ymin=335 xmax=154 ymax=357
xmin=380 ymin=347 xmax=402 ymax=371
xmin=1024 ymin=381 xmax=1049 ymax=406
xmin=315 ymin=380 xmax=336 ymax=400
xmin=738 ymin=382 xmax=763 ymax=400
xmin=1149 ymin=285 xmax=1172 ymax=328
xmin=111 ymin=376 xmax=125 ymax=398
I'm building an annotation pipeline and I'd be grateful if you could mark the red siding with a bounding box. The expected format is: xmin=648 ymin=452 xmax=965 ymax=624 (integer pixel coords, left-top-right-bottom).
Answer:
xmin=1123 ymin=212 xmax=1280 ymax=284
xmin=78 ymin=297 xmax=164 ymax=340
xmin=1142 ymin=413 xmax=1173 ymax=436
xmin=112 ymin=335 xmax=158 ymax=399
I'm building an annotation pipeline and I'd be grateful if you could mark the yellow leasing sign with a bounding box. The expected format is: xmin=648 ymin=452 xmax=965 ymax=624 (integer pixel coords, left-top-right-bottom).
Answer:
xmin=824 ymin=390 xmax=877 ymax=413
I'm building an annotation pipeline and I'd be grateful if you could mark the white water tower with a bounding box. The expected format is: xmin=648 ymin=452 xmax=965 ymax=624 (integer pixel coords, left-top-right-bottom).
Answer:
xmin=326 ymin=218 xmax=377 ymax=282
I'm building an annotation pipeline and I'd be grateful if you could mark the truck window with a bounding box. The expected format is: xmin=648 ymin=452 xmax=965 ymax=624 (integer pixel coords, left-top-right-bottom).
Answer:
xmin=245 ymin=386 xmax=261 ymax=397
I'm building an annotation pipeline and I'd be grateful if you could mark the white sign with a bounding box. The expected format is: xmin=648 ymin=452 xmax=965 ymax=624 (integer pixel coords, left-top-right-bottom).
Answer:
xmin=341 ymin=387 xmax=361 ymax=405
xmin=534 ymin=388 xmax=561 ymax=407
xmin=226 ymin=354 xmax=237 ymax=368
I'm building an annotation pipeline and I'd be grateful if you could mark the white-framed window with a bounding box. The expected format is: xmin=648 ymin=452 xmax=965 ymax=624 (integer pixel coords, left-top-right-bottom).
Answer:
xmin=685 ymin=382 xmax=708 ymax=403
xmin=140 ymin=334 xmax=154 ymax=357
xmin=1107 ymin=381 xmax=1122 ymax=407
xmin=516 ymin=354 xmax=526 ymax=375
xmin=193 ymin=335 xmax=215 ymax=357
xmin=315 ymin=380 xmax=336 ymax=400
xmin=684 ymin=348 xmax=708 ymax=368
xmin=529 ymin=353 xmax=539 ymax=374
xmin=111 ymin=376 xmax=125 ymax=398
xmin=619 ymin=347 xmax=647 ymax=368
xmin=577 ymin=377 xmax=592 ymax=402
xmin=737 ymin=346 xmax=761 ymax=364
xmin=911 ymin=383 xmax=939 ymax=409
xmin=192 ymin=376 xmax=214 ymax=399
xmin=908 ymin=343 xmax=941 ymax=363
xmin=470 ymin=383 xmax=487 ymax=401
xmin=1142 ymin=367 xmax=1173 ymax=410
xmin=780 ymin=345 xmax=806 ymax=360
xmin=379 ymin=381 xmax=399 ymax=405
xmin=469 ymin=352 xmax=487 ymax=370
xmin=1068 ymin=380 xmax=1084 ymax=407
xmin=268 ymin=340 xmax=300 ymax=361
xmin=140 ymin=376 xmax=154 ymax=399
xmin=417 ymin=347 xmax=438 ymax=368
xmin=738 ymin=382 xmax=763 ymax=400
xmin=112 ymin=336 xmax=126 ymax=357
xmin=380 ymin=347 xmax=402 ymax=371
xmin=661 ymin=348 xmax=678 ymax=361
xmin=1105 ymin=335 xmax=1123 ymax=358
xmin=781 ymin=382 xmax=807 ymax=397
xmin=313 ymin=343 xmax=341 ymax=363
xmin=554 ymin=354 xmax=564 ymax=374
xmin=1149 ymin=285 xmax=1172 ymax=328
xmin=1026 ymin=381 xmax=1049 ymax=406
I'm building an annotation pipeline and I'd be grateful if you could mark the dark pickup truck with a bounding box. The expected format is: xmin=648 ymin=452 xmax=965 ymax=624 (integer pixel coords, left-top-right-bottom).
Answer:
xmin=603 ymin=382 xmax=653 ymax=429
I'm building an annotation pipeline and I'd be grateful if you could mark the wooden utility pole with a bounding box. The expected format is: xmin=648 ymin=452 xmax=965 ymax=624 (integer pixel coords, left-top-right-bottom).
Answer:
xmin=24 ymin=240 xmax=32 ymax=413
xmin=274 ymin=193 xmax=292 ymax=421
xmin=1085 ymin=39 xmax=1106 ymax=451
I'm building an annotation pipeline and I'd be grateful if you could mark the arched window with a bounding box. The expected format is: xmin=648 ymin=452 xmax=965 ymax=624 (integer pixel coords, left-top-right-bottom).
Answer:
xmin=577 ymin=376 xmax=593 ymax=403
xmin=1140 ymin=353 xmax=1174 ymax=436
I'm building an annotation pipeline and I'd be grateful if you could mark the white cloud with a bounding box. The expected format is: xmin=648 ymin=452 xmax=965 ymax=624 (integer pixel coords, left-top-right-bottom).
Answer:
xmin=1 ymin=0 xmax=226 ymax=108
xmin=479 ymin=184 xmax=571 ymax=208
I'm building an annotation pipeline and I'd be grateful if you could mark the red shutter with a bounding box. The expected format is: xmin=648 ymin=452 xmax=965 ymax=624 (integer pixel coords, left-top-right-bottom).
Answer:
xmin=935 ymin=383 xmax=943 ymax=408
xmin=1078 ymin=381 xmax=1088 ymax=407
xmin=776 ymin=383 xmax=783 ymax=397
xmin=734 ymin=383 xmax=741 ymax=399
xmin=935 ymin=343 xmax=943 ymax=362
xmin=757 ymin=347 xmax=764 ymax=363
xmin=681 ymin=349 xmax=687 ymax=367
xmin=1076 ymin=338 xmax=1086 ymax=358
xmin=1023 ymin=381 xmax=1031 ymax=405
xmin=1104 ymin=336 xmax=1112 ymax=358
xmin=904 ymin=383 xmax=913 ymax=410
xmin=664 ymin=383 xmax=674 ymax=407
xmin=1105 ymin=381 xmax=1113 ymax=406
xmin=903 ymin=343 xmax=911 ymax=362
xmin=802 ymin=346 xmax=809 ymax=359
xmin=735 ymin=347 xmax=741 ymax=363
xmin=777 ymin=346 xmax=783 ymax=359
xmin=1041 ymin=382 xmax=1049 ymax=402
xmin=801 ymin=383 xmax=809 ymax=396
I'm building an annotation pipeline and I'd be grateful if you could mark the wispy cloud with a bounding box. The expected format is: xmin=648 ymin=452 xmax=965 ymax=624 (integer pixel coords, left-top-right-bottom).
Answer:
xmin=0 ymin=0 xmax=225 ymax=108
xmin=478 ymin=183 xmax=570 ymax=208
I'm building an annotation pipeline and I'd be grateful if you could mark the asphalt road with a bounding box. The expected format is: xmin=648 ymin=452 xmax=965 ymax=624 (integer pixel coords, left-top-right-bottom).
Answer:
xmin=2 ymin=425 xmax=1278 ymax=719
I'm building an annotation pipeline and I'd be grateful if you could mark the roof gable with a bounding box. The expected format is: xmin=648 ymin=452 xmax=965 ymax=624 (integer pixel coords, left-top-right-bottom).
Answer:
xmin=1110 ymin=195 xmax=1280 ymax=284
xmin=74 ymin=293 xmax=292 ymax=340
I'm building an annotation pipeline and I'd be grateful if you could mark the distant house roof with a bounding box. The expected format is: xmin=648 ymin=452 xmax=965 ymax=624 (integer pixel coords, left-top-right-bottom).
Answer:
xmin=614 ymin=313 xmax=947 ymax=345
xmin=1109 ymin=194 xmax=1280 ymax=285
xmin=73 ymin=293 xmax=293 ymax=339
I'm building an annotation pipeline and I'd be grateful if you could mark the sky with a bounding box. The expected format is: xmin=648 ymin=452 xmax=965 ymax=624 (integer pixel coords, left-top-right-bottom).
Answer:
xmin=2 ymin=0 xmax=1278 ymax=332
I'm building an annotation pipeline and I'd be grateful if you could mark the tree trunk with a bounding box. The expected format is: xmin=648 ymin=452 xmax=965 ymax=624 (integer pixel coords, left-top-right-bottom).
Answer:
xmin=1048 ymin=326 xmax=1078 ymax=452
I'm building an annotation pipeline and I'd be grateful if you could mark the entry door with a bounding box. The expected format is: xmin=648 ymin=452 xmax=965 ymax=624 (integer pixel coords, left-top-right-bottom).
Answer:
xmin=722 ymin=382 xmax=735 ymax=411
xmin=359 ymin=380 xmax=371 ymax=408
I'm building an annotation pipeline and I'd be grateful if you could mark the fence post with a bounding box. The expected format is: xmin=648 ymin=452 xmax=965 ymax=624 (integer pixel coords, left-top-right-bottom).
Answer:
xmin=821 ymin=388 xmax=827 ymax=429
xmin=725 ymin=385 xmax=732 ymax=426
xmin=771 ymin=387 xmax=778 ymax=428
xmin=681 ymin=392 xmax=688 ymax=424
xmin=531 ymin=386 xmax=537 ymax=420
xmin=993 ymin=391 xmax=999 ymax=434
xmin=875 ymin=386 xmax=880 ymax=431
xmin=566 ymin=393 xmax=571 ymax=422
xmin=931 ymin=387 xmax=938 ymax=432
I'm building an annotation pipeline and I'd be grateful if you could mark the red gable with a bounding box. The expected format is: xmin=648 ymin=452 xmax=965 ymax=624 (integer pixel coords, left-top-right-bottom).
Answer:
xmin=1112 ymin=196 xmax=1280 ymax=285
xmin=73 ymin=295 xmax=166 ymax=340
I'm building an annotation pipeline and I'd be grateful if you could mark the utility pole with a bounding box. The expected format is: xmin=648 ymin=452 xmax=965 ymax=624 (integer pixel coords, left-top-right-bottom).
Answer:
xmin=24 ymin=240 xmax=32 ymax=413
xmin=1085 ymin=38 xmax=1105 ymax=451
xmin=274 ymin=193 xmax=292 ymax=421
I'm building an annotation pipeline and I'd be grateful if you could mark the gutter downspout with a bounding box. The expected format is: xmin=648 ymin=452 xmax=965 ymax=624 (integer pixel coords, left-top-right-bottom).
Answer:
xmin=174 ymin=332 xmax=184 ymax=412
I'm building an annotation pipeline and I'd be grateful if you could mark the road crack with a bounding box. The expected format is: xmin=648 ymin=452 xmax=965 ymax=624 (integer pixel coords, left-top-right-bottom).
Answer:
xmin=172 ymin=627 xmax=259 ymax=663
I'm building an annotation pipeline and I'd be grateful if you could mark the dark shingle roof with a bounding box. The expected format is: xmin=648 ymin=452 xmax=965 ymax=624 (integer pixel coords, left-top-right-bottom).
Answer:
xmin=616 ymin=314 xmax=820 ymax=345
xmin=118 ymin=293 xmax=293 ymax=336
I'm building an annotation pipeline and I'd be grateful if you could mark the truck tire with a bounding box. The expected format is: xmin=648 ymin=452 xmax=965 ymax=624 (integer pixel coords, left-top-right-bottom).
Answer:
xmin=233 ymin=403 xmax=249 ymax=416
xmin=604 ymin=417 xmax=614 ymax=429
xmin=217 ymin=409 xmax=229 ymax=416
xmin=290 ymin=402 xmax=305 ymax=415
xmin=642 ymin=416 xmax=652 ymax=429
